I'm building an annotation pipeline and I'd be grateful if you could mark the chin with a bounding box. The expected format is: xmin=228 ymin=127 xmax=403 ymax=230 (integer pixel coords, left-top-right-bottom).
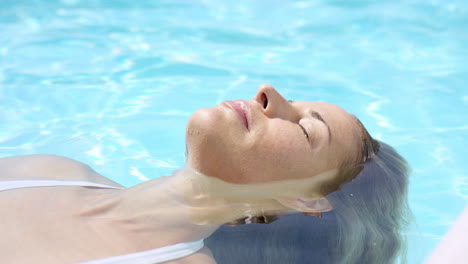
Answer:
xmin=186 ymin=107 xmax=221 ymax=139
xmin=185 ymin=106 xmax=247 ymax=181
xmin=185 ymin=107 xmax=224 ymax=170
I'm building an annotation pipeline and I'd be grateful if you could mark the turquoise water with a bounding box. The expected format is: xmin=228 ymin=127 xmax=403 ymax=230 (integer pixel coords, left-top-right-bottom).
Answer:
xmin=0 ymin=0 xmax=467 ymax=262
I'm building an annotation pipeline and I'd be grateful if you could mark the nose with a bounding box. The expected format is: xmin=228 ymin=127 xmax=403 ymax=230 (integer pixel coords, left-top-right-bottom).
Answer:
xmin=252 ymin=84 xmax=298 ymax=121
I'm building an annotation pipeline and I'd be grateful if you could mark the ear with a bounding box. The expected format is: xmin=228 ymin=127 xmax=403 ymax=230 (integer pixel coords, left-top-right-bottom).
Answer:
xmin=276 ymin=197 xmax=333 ymax=213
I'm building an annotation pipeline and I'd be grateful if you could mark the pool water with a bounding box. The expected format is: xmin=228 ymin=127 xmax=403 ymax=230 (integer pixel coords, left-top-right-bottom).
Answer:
xmin=0 ymin=0 xmax=467 ymax=263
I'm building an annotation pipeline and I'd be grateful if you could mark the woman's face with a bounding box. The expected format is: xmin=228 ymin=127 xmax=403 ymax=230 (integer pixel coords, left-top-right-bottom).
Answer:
xmin=186 ymin=84 xmax=363 ymax=184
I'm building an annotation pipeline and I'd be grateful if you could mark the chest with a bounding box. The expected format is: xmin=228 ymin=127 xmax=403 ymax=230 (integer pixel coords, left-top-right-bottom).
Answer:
xmin=0 ymin=187 xmax=126 ymax=263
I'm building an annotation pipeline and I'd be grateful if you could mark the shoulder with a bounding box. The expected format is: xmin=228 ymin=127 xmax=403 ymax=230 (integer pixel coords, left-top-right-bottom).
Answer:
xmin=0 ymin=154 xmax=122 ymax=187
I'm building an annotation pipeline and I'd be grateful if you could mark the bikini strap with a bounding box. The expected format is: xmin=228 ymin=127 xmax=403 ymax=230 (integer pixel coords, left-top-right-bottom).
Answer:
xmin=0 ymin=180 xmax=124 ymax=192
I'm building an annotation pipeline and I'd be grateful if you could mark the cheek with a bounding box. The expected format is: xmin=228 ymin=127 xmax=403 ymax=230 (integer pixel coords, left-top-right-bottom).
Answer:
xmin=245 ymin=129 xmax=310 ymax=181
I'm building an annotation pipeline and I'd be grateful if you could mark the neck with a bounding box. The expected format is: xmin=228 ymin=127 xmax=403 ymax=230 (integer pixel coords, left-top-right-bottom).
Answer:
xmin=80 ymin=165 xmax=338 ymax=250
xmin=80 ymin=167 xmax=289 ymax=248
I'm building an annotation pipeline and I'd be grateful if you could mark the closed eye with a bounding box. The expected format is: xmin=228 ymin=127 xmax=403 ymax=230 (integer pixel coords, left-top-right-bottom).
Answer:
xmin=310 ymin=110 xmax=332 ymax=145
xmin=299 ymin=124 xmax=309 ymax=140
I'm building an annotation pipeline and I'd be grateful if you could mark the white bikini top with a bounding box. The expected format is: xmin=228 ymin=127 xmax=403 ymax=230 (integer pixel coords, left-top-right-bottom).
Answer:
xmin=0 ymin=180 xmax=204 ymax=264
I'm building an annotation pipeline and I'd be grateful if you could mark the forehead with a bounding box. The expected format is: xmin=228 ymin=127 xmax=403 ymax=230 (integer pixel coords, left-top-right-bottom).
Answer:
xmin=292 ymin=101 xmax=353 ymax=121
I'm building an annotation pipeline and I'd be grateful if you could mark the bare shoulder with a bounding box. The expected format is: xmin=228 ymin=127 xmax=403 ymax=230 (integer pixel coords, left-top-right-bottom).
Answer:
xmin=0 ymin=154 xmax=122 ymax=187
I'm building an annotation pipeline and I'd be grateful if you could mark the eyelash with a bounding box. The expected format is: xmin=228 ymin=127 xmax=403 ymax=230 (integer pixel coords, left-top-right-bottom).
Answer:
xmin=301 ymin=112 xmax=326 ymax=141
xmin=299 ymin=124 xmax=309 ymax=140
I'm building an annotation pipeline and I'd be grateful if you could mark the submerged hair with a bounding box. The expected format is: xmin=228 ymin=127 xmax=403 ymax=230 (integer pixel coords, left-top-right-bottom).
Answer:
xmin=326 ymin=140 xmax=411 ymax=264
xmin=315 ymin=115 xmax=410 ymax=264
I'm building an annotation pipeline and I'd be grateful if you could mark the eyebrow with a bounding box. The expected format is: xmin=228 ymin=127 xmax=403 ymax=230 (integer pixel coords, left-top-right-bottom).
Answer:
xmin=288 ymin=100 xmax=332 ymax=145
xmin=310 ymin=110 xmax=332 ymax=145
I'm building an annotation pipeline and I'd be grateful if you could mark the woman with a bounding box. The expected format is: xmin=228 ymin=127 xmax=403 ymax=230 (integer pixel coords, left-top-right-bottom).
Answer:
xmin=0 ymin=84 xmax=410 ymax=264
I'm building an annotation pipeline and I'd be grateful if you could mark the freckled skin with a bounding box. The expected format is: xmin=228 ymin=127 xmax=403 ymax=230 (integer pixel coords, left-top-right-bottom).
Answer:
xmin=186 ymin=84 xmax=362 ymax=184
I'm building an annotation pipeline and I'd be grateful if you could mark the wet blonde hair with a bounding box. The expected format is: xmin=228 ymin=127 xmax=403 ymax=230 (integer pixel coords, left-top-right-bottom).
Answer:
xmin=324 ymin=132 xmax=411 ymax=264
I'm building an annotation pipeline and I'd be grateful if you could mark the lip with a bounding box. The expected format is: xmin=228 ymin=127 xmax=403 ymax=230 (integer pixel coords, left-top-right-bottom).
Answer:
xmin=222 ymin=100 xmax=251 ymax=131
